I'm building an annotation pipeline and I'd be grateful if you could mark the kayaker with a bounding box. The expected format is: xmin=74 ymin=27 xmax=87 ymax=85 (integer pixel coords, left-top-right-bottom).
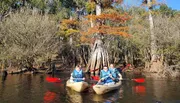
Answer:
xmin=109 ymin=64 xmax=123 ymax=82
xmin=97 ymin=65 xmax=114 ymax=85
xmin=70 ymin=65 xmax=85 ymax=82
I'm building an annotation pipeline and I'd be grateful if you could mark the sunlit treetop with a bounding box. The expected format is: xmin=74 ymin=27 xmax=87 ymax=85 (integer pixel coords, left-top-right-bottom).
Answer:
xmin=89 ymin=0 xmax=123 ymax=8
xmin=81 ymin=25 xmax=129 ymax=37
xmin=142 ymin=0 xmax=156 ymax=4
xmin=59 ymin=19 xmax=79 ymax=37
xmin=85 ymin=2 xmax=96 ymax=13
xmin=90 ymin=0 xmax=123 ymax=3
xmin=61 ymin=19 xmax=79 ymax=27
xmin=86 ymin=12 xmax=131 ymax=23
xmin=142 ymin=0 xmax=157 ymax=8
xmin=81 ymin=12 xmax=131 ymax=37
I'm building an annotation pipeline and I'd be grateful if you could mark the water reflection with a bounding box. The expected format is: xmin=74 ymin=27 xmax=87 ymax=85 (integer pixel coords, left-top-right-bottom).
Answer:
xmin=1 ymin=75 xmax=7 ymax=83
xmin=0 ymin=75 xmax=6 ymax=101
xmin=133 ymin=85 xmax=146 ymax=96
xmin=150 ymin=78 xmax=171 ymax=102
xmin=92 ymin=94 xmax=104 ymax=102
xmin=104 ymin=88 xmax=123 ymax=103
xmin=91 ymin=87 xmax=124 ymax=103
xmin=44 ymin=91 xmax=57 ymax=103
xmin=66 ymin=88 xmax=83 ymax=103
xmin=1 ymin=73 xmax=180 ymax=103
xmin=1 ymin=70 xmax=8 ymax=83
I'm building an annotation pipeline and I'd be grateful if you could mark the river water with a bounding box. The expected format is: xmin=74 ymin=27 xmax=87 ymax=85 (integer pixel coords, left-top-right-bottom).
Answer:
xmin=0 ymin=72 xmax=180 ymax=103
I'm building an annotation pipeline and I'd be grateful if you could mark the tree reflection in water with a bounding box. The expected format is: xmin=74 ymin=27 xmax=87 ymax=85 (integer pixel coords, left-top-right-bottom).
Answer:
xmin=66 ymin=88 xmax=83 ymax=103
xmin=92 ymin=87 xmax=124 ymax=103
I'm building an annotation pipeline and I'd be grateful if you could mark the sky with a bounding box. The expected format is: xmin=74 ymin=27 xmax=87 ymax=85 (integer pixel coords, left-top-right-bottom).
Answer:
xmin=166 ymin=0 xmax=180 ymax=10
xmin=123 ymin=0 xmax=180 ymax=10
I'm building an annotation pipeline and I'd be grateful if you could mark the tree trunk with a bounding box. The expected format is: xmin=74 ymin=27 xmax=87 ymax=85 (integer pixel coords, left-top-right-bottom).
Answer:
xmin=96 ymin=3 xmax=101 ymax=16
xmin=148 ymin=9 xmax=157 ymax=62
xmin=0 ymin=15 xmax=2 ymax=21
xmin=22 ymin=0 xmax=26 ymax=6
xmin=147 ymin=0 xmax=160 ymax=72
xmin=69 ymin=36 xmax=73 ymax=45
xmin=32 ymin=7 xmax=38 ymax=15
xmin=86 ymin=39 xmax=109 ymax=75
xmin=82 ymin=46 xmax=88 ymax=65
xmin=85 ymin=1 xmax=110 ymax=75
xmin=90 ymin=13 xmax=94 ymax=27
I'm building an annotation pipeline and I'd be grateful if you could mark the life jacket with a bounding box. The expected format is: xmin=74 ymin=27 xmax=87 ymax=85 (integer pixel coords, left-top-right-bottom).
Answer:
xmin=72 ymin=69 xmax=83 ymax=82
xmin=100 ymin=70 xmax=113 ymax=83
xmin=109 ymin=68 xmax=118 ymax=78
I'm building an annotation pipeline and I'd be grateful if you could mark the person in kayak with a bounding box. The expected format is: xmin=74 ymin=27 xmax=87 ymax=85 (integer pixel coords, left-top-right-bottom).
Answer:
xmin=109 ymin=64 xmax=123 ymax=82
xmin=70 ymin=65 xmax=85 ymax=82
xmin=97 ymin=65 xmax=114 ymax=85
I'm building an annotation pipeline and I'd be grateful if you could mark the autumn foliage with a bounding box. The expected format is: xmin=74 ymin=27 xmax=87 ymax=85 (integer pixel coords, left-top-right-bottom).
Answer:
xmin=81 ymin=25 xmax=129 ymax=36
xmin=86 ymin=13 xmax=131 ymax=22
xmin=59 ymin=19 xmax=79 ymax=37
xmin=80 ymin=12 xmax=131 ymax=43
xmin=58 ymin=11 xmax=131 ymax=44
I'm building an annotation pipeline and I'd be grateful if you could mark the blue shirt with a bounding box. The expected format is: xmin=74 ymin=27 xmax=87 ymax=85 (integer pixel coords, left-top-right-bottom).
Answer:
xmin=109 ymin=68 xmax=121 ymax=78
xmin=100 ymin=69 xmax=113 ymax=83
xmin=72 ymin=69 xmax=84 ymax=82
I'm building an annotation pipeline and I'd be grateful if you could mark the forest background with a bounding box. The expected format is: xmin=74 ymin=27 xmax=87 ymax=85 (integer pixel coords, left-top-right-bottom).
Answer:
xmin=0 ymin=0 xmax=180 ymax=77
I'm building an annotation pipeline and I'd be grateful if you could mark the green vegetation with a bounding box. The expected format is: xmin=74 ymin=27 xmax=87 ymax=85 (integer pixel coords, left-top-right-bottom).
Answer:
xmin=0 ymin=0 xmax=179 ymax=77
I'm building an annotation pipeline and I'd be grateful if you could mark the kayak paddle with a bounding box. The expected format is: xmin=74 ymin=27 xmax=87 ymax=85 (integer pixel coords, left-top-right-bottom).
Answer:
xmin=122 ymin=78 xmax=145 ymax=83
xmin=90 ymin=68 xmax=99 ymax=72
xmin=46 ymin=77 xmax=61 ymax=83
xmin=91 ymin=76 xmax=145 ymax=83
xmin=91 ymin=76 xmax=100 ymax=80
xmin=71 ymin=78 xmax=85 ymax=80
xmin=132 ymin=78 xmax=145 ymax=83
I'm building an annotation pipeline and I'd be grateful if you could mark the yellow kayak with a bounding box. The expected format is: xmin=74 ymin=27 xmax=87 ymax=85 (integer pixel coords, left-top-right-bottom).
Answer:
xmin=66 ymin=79 xmax=89 ymax=92
xmin=93 ymin=81 xmax=122 ymax=95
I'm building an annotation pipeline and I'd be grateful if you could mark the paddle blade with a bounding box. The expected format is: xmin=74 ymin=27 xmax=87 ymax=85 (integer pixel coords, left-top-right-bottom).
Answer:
xmin=132 ymin=78 xmax=145 ymax=83
xmin=46 ymin=77 xmax=61 ymax=83
xmin=91 ymin=76 xmax=100 ymax=81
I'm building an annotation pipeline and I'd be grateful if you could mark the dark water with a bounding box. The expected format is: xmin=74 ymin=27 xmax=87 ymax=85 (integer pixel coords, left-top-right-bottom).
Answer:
xmin=0 ymin=72 xmax=180 ymax=103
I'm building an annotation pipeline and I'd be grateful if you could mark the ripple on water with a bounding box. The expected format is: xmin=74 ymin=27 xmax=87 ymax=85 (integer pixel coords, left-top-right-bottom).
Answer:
xmin=0 ymin=73 xmax=180 ymax=103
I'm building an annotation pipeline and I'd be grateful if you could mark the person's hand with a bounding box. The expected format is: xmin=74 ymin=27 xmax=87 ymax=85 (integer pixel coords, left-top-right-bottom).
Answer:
xmin=119 ymin=77 xmax=123 ymax=80
xmin=112 ymin=77 xmax=115 ymax=80
xmin=82 ymin=78 xmax=85 ymax=80
xmin=70 ymin=77 xmax=73 ymax=80
xmin=98 ymin=79 xmax=101 ymax=83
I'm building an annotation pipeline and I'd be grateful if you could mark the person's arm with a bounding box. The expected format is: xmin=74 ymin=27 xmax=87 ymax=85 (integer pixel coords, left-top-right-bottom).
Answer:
xmin=70 ymin=73 xmax=74 ymax=80
xmin=118 ymin=73 xmax=122 ymax=80
xmin=115 ymin=69 xmax=122 ymax=80
xmin=102 ymin=72 xmax=114 ymax=80
xmin=102 ymin=76 xmax=108 ymax=80
xmin=82 ymin=71 xmax=85 ymax=80
xmin=82 ymin=71 xmax=85 ymax=77
xmin=99 ymin=70 xmax=105 ymax=82
xmin=102 ymin=72 xmax=111 ymax=80
xmin=100 ymin=70 xmax=102 ymax=78
xmin=108 ymin=70 xmax=115 ymax=80
xmin=98 ymin=71 xmax=102 ymax=82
